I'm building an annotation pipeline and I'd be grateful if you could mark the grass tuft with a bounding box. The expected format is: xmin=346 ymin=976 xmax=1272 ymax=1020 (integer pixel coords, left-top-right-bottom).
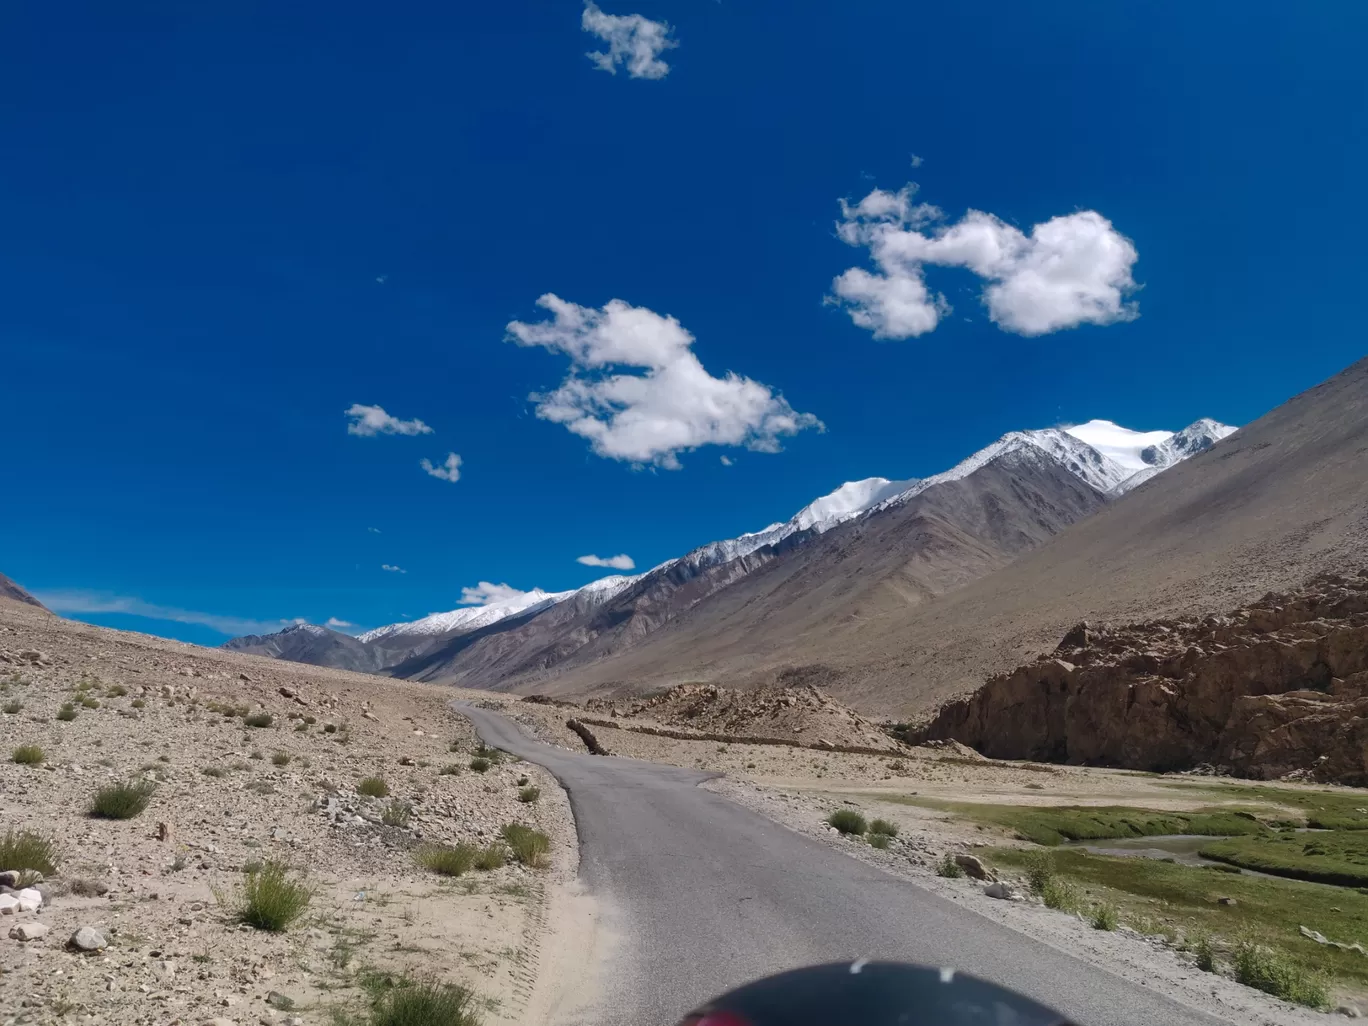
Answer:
xmin=416 ymin=842 xmax=478 ymax=877
xmin=56 ymin=702 xmax=77 ymax=721
xmin=271 ymin=752 xmax=291 ymax=766
xmin=518 ymin=786 xmax=541 ymax=804
xmin=502 ymin=823 xmax=550 ymax=868
xmin=11 ymin=745 xmax=44 ymax=765
xmin=468 ymin=758 xmax=491 ymax=773
xmin=827 ymin=809 xmax=867 ymax=835
xmin=474 ymin=845 xmax=506 ymax=871
xmin=224 ymin=860 xmax=314 ymax=932
xmin=868 ymin=833 xmax=891 ymax=850
xmin=935 ymin=854 xmax=963 ymax=878
xmin=89 ymin=779 xmax=155 ymax=819
xmin=1233 ymin=942 xmax=1328 ymax=1009
xmin=1194 ymin=935 xmax=1217 ymax=972
xmin=382 ymin=800 xmax=413 ymax=828
xmin=438 ymin=764 xmax=461 ymax=776
xmin=1091 ymin=902 xmax=1119 ymax=931
xmin=368 ymin=974 xmax=481 ymax=1026
xmin=202 ymin=765 xmax=226 ymax=777
xmin=869 ymin=818 xmax=899 ymax=837
xmin=244 ymin=712 xmax=273 ymax=728
xmin=2 ymin=700 xmax=21 ymax=714
xmin=358 ymin=776 xmax=390 ymax=798
xmin=0 ymin=829 xmax=58 ymax=875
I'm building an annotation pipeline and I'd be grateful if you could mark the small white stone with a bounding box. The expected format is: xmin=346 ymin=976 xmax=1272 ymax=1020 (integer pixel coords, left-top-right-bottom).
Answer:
xmin=8 ymin=922 xmax=50 ymax=941
xmin=0 ymin=894 xmax=18 ymax=915
xmin=15 ymin=887 xmax=42 ymax=912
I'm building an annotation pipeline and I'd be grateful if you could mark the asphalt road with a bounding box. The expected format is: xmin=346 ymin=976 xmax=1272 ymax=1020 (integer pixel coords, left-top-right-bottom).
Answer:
xmin=461 ymin=705 xmax=1227 ymax=1026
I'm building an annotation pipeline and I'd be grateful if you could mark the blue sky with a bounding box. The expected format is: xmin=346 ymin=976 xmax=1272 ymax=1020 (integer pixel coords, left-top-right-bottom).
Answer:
xmin=2 ymin=1 xmax=1364 ymax=645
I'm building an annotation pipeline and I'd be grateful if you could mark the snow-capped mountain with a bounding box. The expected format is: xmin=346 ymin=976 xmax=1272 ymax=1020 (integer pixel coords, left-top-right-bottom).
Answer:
xmin=225 ymin=414 xmax=1235 ymax=679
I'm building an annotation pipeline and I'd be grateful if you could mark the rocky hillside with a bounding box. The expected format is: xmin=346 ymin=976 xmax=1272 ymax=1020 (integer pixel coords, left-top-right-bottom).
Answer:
xmin=581 ymin=680 xmax=898 ymax=750
xmin=222 ymin=622 xmax=379 ymax=673
xmin=922 ymin=571 xmax=1368 ymax=784
xmin=0 ymin=572 xmax=47 ymax=611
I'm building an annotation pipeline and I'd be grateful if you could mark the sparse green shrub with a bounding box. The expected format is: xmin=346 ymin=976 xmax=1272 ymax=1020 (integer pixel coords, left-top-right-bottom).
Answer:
xmin=1194 ymin=935 xmax=1217 ymax=972
xmin=474 ymin=845 xmax=506 ymax=871
xmin=202 ymin=766 xmax=226 ymax=778
xmin=11 ymin=745 xmax=44 ymax=765
xmin=438 ymin=764 xmax=461 ymax=776
xmin=302 ymin=715 xmax=316 ymax=725
xmin=368 ymin=975 xmax=481 ymax=1026
xmin=0 ymin=829 xmax=58 ymax=875
xmin=1040 ymin=877 xmax=1082 ymax=912
xmin=358 ymin=776 xmax=390 ymax=798
xmin=244 ymin=712 xmax=272 ymax=728
xmin=827 ymin=809 xmax=867 ymax=835
xmin=250 ymin=750 xmax=264 ymax=761
xmin=502 ymin=823 xmax=550 ymax=868
xmin=106 ymin=684 xmax=128 ymax=697
xmin=56 ymin=702 xmax=77 ymax=721
xmin=79 ymin=696 xmax=100 ymax=709
xmin=1232 ymin=942 xmax=1328 ymax=1008
xmin=517 ymin=775 xmax=529 ymax=786
xmin=3 ymin=700 xmax=21 ymax=714
xmin=416 ymin=842 xmax=478 ymax=877
xmin=473 ymin=745 xmax=502 ymax=763
xmin=382 ymin=801 xmax=413 ymax=828
xmin=1091 ymin=902 xmax=1118 ymax=930
xmin=131 ymin=698 xmax=145 ymax=709
xmin=518 ymin=786 xmax=541 ymax=804
xmin=936 ymin=854 xmax=963 ymax=878
xmin=224 ymin=860 xmax=314 ymax=932
xmin=869 ymin=819 xmax=899 ymax=837
xmin=271 ymin=752 xmax=291 ymax=766
xmin=89 ymin=779 xmax=156 ymax=819
xmin=1024 ymin=849 xmax=1056 ymax=894
xmin=323 ymin=723 xmax=338 ymax=734
xmin=469 ymin=758 xmax=490 ymax=773
xmin=294 ymin=723 xmax=308 ymax=732
xmin=868 ymin=833 xmax=891 ymax=849
xmin=158 ymin=753 xmax=171 ymax=763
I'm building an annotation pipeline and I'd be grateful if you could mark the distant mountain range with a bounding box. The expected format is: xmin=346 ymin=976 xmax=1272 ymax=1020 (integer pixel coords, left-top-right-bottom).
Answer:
xmin=223 ymin=416 xmax=1237 ymax=686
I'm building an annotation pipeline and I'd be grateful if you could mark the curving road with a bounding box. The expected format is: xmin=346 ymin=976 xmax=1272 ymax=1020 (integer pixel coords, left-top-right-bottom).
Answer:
xmin=461 ymin=704 xmax=1227 ymax=1026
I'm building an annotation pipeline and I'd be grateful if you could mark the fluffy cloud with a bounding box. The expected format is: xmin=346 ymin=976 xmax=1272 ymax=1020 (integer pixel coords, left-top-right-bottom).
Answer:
xmin=345 ymin=404 xmax=433 ymax=437
xmin=381 ymin=564 xmax=407 ymax=574
xmin=830 ymin=183 xmax=1139 ymax=338
xmin=325 ymin=617 xmax=354 ymax=628
xmin=508 ymin=294 xmax=822 ymax=469
xmin=582 ymin=2 xmax=677 ymax=79
xmin=577 ymin=553 xmax=636 ymax=570
xmin=367 ymin=527 xmax=382 ymax=534
xmin=459 ymin=581 xmax=528 ymax=606
xmin=719 ymin=455 xmax=734 ymax=466
xmin=420 ymin=452 xmax=462 ymax=482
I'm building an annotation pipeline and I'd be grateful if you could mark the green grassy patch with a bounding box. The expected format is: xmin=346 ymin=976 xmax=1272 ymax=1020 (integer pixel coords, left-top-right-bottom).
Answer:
xmin=0 ymin=829 xmax=58 ymax=875
xmin=1200 ymin=831 xmax=1368 ymax=887
xmin=827 ymin=809 xmax=867 ymax=835
xmin=89 ymin=779 xmax=155 ymax=819
xmin=222 ymin=860 xmax=314 ymax=931
xmin=875 ymin=796 xmax=1266 ymax=846
xmin=1162 ymin=780 xmax=1368 ymax=830
xmin=984 ymin=845 xmax=1368 ymax=989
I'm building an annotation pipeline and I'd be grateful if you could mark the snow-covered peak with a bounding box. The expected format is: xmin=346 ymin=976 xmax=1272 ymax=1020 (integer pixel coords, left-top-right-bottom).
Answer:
xmin=358 ymin=587 xmax=572 ymax=643
xmin=791 ymin=477 xmax=918 ymax=532
xmin=1062 ymin=420 xmax=1174 ymax=473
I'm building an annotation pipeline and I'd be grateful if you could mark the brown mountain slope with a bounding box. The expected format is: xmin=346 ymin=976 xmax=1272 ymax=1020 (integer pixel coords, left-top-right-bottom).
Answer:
xmin=0 ymin=571 xmax=48 ymax=611
xmin=503 ymin=355 xmax=1368 ymax=717
xmin=427 ymin=444 xmax=1109 ymax=693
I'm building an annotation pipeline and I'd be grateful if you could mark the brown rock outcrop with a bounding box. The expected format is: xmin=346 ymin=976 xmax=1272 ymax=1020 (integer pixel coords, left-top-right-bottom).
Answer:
xmin=922 ymin=572 xmax=1368 ymax=783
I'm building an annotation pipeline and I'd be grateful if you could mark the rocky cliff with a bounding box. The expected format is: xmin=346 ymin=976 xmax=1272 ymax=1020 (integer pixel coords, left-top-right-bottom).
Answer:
xmin=922 ymin=572 xmax=1368 ymax=784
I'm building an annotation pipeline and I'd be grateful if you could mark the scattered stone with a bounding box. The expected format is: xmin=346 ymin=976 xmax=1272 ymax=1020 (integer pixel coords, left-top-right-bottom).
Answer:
xmin=954 ymin=854 xmax=991 ymax=880
xmin=0 ymin=871 xmax=19 ymax=887
xmin=68 ymin=926 xmax=108 ymax=951
xmin=205 ymin=1018 xmax=237 ymax=1026
xmin=15 ymin=887 xmax=42 ymax=912
xmin=1217 ymin=897 xmax=1237 ymax=906
xmin=984 ymin=882 xmax=1015 ymax=900
xmin=9 ymin=922 xmax=50 ymax=941
xmin=1338 ymin=1007 xmax=1361 ymax=1019
xmin=0 ymin=894 xmax=18 ymax=915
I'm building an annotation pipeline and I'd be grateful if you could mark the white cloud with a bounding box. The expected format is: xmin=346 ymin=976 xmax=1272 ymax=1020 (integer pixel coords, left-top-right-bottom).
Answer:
xmin=577 ymin=553 xmax=636 ymax=570
xmin=910 ymin=153 xmax=924 ymax=168
xmin=582 ymin=2 xmax=677 ymax=79
xmin=830 ymin=183 xmax=1140 ymax=338
xmin=381 ymin=564 xmax=407 ymax=574
xmin=346 ymin=404 xmax=433 ymax=437
xmin=35 ymin=591 xmax=305 ymax=638
xmin=719 ymin=455 xmax=734 ymax=466
xmin=420 ymin=452 xmax=462 ymax=482
xmin=508 ymin=294 xmax=822 ymax=469
xmin=459 ymin=581 xmax=528 ymax=606
xmin=367 ymin=527 xmax=381 ymax=534
xmin=325 ymin=617 xmax=354 ymax=628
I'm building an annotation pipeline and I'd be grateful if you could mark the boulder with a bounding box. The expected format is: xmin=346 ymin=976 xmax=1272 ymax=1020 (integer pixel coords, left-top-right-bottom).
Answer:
xmin=9 ymin=922 xmax=49 ymax=941
xmin=15 ymin=887 xmax=42 ymax=912
xmin=953 ymin=854 xmax=991 ymax=880
xmin=0 ymin=871 xmax=19 ymax=887
xmin=984 ymin=882 xmax=1014 ymax=900
xmin=0 ymin=894 xmax=18 ymax=915
xmin=68 ymin=926 xmax=108 ymax=951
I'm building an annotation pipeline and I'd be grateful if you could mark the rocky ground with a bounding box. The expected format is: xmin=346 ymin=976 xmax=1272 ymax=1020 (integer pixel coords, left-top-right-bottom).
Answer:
xmin=0 ymin=599 xmax=582 ymax=1026
xmin=924 ymin=570 xmax=1368 ymax=782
